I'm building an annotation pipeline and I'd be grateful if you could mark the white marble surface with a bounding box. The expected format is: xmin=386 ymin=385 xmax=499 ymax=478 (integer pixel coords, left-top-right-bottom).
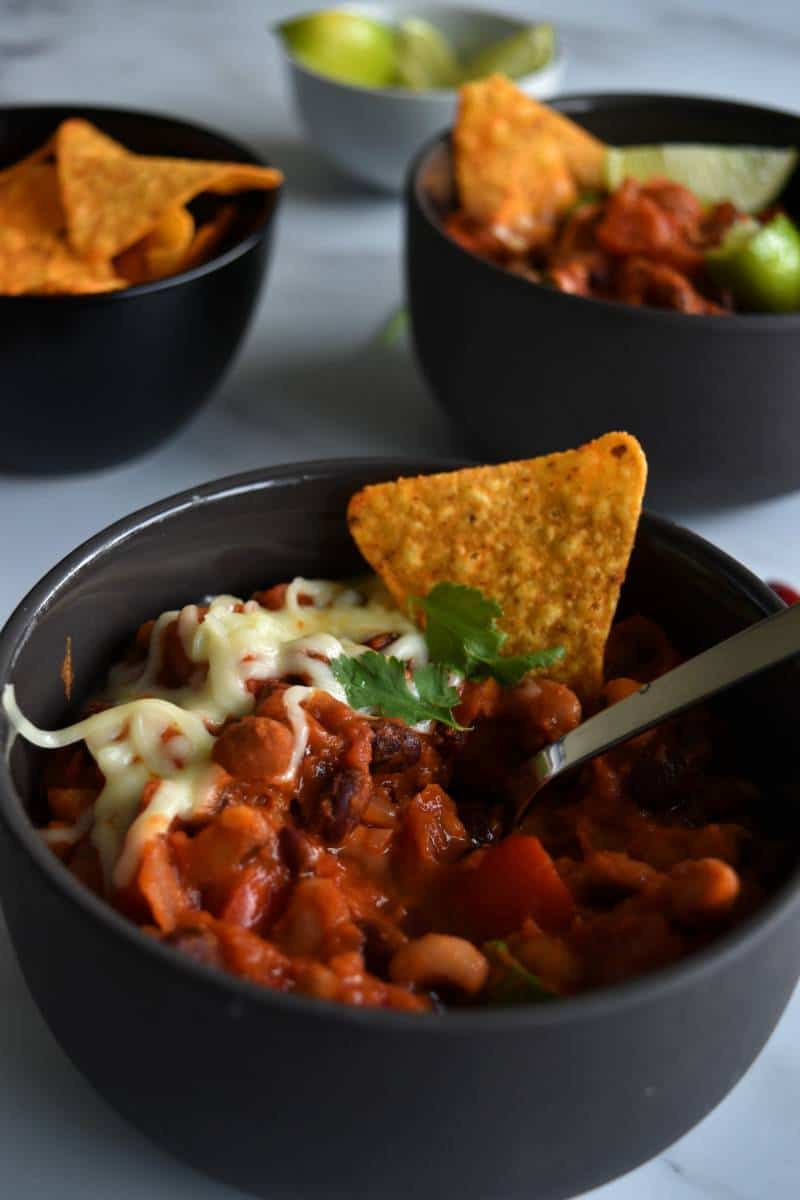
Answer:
xmin=1 ymin=1 xmax=800 ymax=1197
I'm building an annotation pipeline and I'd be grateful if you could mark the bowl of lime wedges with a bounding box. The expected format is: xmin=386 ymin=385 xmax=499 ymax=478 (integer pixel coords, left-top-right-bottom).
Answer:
xmin=275 ymin=3 xmax=564 ymax=191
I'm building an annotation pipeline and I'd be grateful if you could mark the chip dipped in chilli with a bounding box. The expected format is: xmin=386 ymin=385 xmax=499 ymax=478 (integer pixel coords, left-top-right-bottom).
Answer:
xmin=347 ymin=433 xmax=648 ymax=701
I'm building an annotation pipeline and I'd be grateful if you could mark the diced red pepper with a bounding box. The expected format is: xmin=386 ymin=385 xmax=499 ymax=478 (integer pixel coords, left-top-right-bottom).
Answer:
xmin=452 ymin=834 xmax=575 ymax=941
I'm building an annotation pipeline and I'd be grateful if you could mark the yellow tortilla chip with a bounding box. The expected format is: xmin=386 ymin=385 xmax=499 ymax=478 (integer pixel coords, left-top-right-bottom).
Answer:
xmin=454 ymin=76 xmax=606 ymax=242
xmin=178 ymin=203 xmax=237 ymax=273
xmin=0 ymin=162 xmax=123 ymax=294
xmin=0 ymin=227 xmax=124 ymax=295
xmin=347 ymin=434 xmax=647 ymax=700
xmin=0 ymin=162 xmax=63 ymax=234
xmin=518 ymin=91 xmax=607 ymax=189
xmin=454 ymin=77 xmax=575 ymax=241
xmin=0 ymin=136 xmax=54 ymax=184
xmin=114 ymin=205 xmax=196 ymax=284
xmin=57 ymin=118 xmax=282 ymax=261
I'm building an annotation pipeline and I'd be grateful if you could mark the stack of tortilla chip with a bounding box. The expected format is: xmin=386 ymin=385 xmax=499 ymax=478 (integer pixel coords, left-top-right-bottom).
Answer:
xmin=0 ymin=118 xmax=282 ymax=295
xmin=453 ymin=75 xmax=606 ymax=250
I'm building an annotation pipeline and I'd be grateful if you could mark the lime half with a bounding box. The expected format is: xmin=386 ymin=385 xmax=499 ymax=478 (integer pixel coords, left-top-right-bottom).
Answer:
xmin=279 ymin=10 xmax=397 ymax=88
xmin=395 ymin=17 xmax=460 ymax=90
xmin=706 ymin=214 xmax=800 ymax=312
xmin=604 ymin=144 xmax=798 ymax=213
xmin=461 ymin=22 xmax=556 ymax=83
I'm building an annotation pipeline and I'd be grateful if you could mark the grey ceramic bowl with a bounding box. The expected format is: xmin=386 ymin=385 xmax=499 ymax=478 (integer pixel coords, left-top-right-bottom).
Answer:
xmin=277 ymin=3 xmax=565 ymax=192
xmin=0 ymin=104 xmax=280 ymax=475
xmin=405 ymin=93 xmax=800 ymax=509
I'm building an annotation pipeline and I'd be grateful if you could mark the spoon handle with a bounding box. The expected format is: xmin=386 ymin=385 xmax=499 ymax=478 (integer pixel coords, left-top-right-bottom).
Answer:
xmin=519 ymin=599 xmax=800 ymax=819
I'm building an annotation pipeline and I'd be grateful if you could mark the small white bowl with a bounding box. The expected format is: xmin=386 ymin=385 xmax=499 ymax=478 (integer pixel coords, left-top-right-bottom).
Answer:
xmin=276 ymin=3 xmax=565 ymax=193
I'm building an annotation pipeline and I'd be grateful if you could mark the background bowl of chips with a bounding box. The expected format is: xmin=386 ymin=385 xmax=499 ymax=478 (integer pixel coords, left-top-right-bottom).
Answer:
xmin=0 ymin=104 xmax=282 ymax=474
xmin=405 ymin=93 xmax=800 ymax=510
xmin=278 ymin=3 xmax=565 ymax=193
xmin=1 ymin=456 xmax=800 ymax=1199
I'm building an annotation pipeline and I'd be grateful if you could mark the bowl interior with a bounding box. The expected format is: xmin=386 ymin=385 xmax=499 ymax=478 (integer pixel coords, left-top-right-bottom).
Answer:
xmin=0 ymin=104 xmax=279 ymax=270
xmin=415 ymin=92 xmax=800 ymax=227
xmin=334 ymin=1 xmax=528 ymax=56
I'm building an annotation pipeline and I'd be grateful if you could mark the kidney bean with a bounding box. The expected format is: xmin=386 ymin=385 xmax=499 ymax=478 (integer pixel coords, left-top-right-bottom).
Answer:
xmin=371 ymin=720 xmax=422 ymax=771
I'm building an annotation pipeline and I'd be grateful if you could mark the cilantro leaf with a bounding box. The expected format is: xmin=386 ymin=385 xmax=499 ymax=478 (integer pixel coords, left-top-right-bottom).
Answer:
xmin=484 ymin=940 xmax=556 ymax=1005
xmin=412 ymin=662 xmax=463 ymax=719
xmin=412 ymin=582 xmax=564 ymax=687
xmin=330 ymin=652 xmax=465 ymax=729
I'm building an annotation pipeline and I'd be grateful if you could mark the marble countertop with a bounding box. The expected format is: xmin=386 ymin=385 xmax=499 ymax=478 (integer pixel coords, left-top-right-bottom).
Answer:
xmin=1 ymin=1 xmax=799 ymax=1197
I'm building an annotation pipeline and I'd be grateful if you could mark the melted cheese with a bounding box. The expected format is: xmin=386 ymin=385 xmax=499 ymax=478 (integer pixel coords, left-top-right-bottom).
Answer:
xmin=2 ymin=577 xmax=426 ymax=890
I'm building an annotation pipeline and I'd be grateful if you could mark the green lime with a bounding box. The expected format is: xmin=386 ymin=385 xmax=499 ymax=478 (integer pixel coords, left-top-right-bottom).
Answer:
xmin=279 ymin=10 xmax=396 ymax=88
xmin=395 ymin=17 xmax=460 ymax=90
xmin=706 ymin=214 xmax=800 ymax=312
xmin=460 ymin=22 xmax=556 ymax=83
xmin=604 ymin=144 xmax=798 ymax=213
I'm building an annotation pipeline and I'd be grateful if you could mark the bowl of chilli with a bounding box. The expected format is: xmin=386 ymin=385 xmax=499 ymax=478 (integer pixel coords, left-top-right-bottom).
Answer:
xmin=1 ymin=447 xmax=799 ymax=1200
xmin=0 ymin=104 xmax=282 ymax=474
xmin=406 ymin=89 xmax=800 ymax=509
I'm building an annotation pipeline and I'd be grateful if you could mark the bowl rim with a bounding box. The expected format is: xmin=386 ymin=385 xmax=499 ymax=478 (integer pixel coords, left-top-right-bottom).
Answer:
xmin=408 ymin=89 xmax=800 ymax=329
xmin=0 ymin=101 xmax=282 ymax=305
xmin=1 ymin=455 xmax=797 ymax=1033
xmin=274 ymin=2 xmax=563 ymax=101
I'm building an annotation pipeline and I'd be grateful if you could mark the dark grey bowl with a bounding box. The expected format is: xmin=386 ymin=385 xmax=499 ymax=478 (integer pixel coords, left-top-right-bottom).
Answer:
xmin=1 ymin=458 xmax=799 ymax=1200
xmin=406 ymin=94 xmax=800 ymax=510
xmin=0 ymin=104 xmax=281 ymax=474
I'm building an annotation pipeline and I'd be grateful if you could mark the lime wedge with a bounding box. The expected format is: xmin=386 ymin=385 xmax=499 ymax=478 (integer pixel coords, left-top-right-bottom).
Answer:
xmin=460 ymin=22 xmax=556 ymax=83
xmin=604 ymin=144 xmax=798 ymax=213
xmin=395 ymin=17 xmax=461 ymax=90
xmin=279 ymin=10 xmax=396 ymax=88
xmin=706 ymin=214 xmax=800 ymax=312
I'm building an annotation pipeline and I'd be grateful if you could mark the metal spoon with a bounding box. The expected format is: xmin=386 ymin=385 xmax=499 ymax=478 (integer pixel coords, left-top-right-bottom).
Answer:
xmin=513 ymin=599 xmax=800 ymax=826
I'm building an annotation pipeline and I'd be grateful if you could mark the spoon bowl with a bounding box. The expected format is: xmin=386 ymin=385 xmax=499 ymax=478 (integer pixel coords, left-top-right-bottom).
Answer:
xmin=515 ymin=599 xmax=800 ymax=825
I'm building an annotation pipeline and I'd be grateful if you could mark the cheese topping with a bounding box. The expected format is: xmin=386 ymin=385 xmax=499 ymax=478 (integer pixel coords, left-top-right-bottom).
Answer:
xmin=2 ymin=578 xmax=425 ymax=889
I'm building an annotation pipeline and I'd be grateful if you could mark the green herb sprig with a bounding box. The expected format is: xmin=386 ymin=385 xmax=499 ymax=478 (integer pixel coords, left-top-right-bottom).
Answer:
xmin=484 ymin=940 xmax=556 ymax=1004
xmin=330 ymin=652 xmax=465 ymax=730
xmin=332 ymin=582 xmax=564 ymax=727
xmin=412 ymin=582 xmax=564 ymax=687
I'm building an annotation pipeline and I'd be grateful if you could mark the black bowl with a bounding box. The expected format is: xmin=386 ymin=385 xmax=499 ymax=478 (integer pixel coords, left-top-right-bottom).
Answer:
xmin=0 ymin=104 xmax=281 ymax=474
xmin=1 ymin=458 xmax=799 ymax=1200
xmin=406 ymin=94 xmax=800 ymax=510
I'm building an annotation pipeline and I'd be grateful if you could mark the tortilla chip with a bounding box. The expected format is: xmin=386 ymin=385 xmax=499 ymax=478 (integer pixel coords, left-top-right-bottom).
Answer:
xmin=0 ymin=162 xmax=65 ymax=233
xmin=57 ymin=118 xmax=282 ymax=261
xmin=0 ymin=136 xmax=54 ymax=184
xmin=114 ymin=205 xmax=196 ymax=284
xmin=454 ymin=76 xmax=606 ymax=242
xmin=454 ymin=77 xmax=575 ymax=241
xmin=178 ymin=203 xmax=237 ymax=272
xmin=0 ymin=226 xmax=124 ymax=294
xmin=347 ymin=434 xmax=647 ymax=700
xmin=518 ymin=92 xmax=607 ymax=190
xmin=0 ymin=162 xmax=123 ymax=294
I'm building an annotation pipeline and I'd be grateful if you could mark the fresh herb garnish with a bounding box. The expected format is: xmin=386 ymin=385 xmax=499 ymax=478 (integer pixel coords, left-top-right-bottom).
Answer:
xmin=484 ymin=940 xmax=556 ymax=1005
xmin=330 ymin=651 xmax=466 ymax=730
xmin=333 ymin=581 xmax=564 ymax=727
xmin=412 ymin=582 xmax=564 ymax=687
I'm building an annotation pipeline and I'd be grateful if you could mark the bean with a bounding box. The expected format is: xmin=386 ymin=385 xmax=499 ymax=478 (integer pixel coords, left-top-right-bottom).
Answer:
xmin=668 ymin=858 xmax=740 ymax=923
xmin=389 ymin=933 xmax=489 ymax=996
xmin=212 ymin=716 xmax=294 ymax=784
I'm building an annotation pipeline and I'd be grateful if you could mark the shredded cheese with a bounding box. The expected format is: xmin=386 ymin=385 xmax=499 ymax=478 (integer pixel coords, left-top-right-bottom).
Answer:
xmin=2 ymin=577 xmax=426 ymax=890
